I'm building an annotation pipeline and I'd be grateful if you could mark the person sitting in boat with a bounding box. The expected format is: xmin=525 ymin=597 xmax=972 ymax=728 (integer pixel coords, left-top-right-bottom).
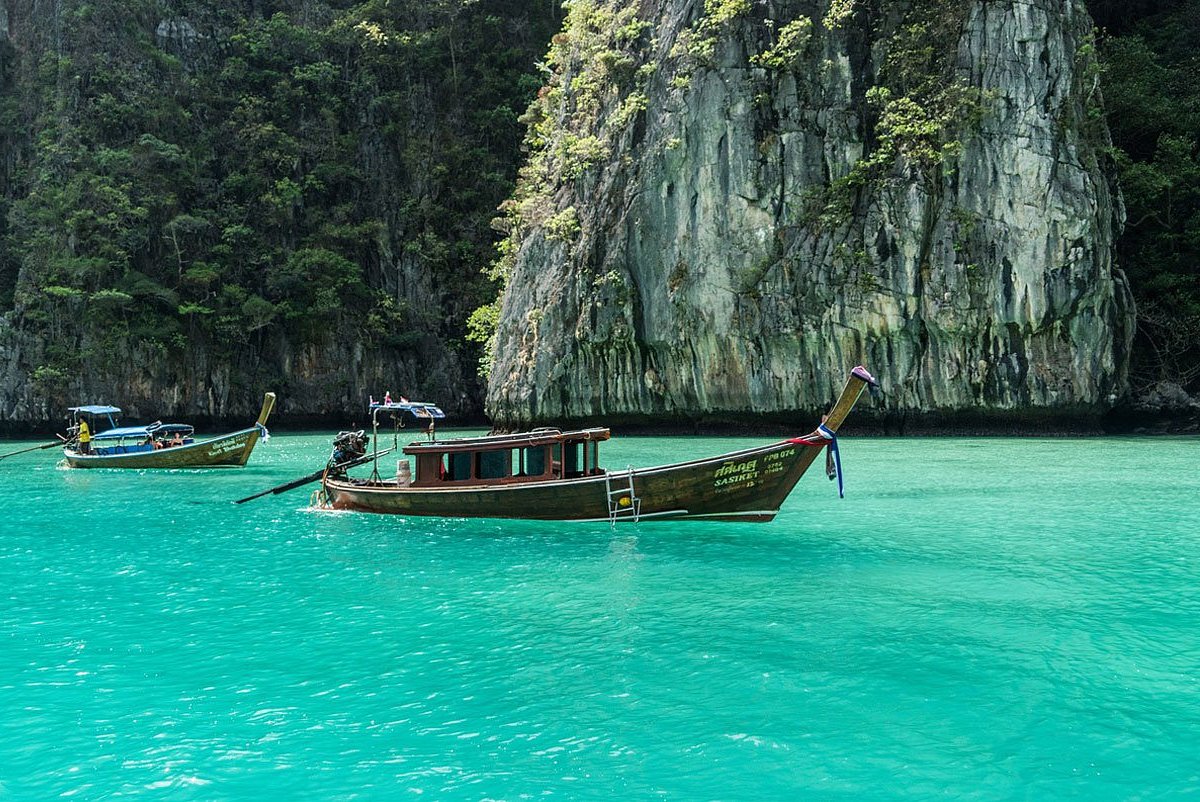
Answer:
xmin=77 ymin=418 xmax=91 ymax=454
xmin=143 ymin=434 xmax=155 ymax=449
xmin=170 ymin=431 xmax=184 ymax=447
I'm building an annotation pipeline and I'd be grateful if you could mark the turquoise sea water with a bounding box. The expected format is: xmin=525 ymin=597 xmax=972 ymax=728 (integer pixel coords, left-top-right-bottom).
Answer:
xmin=1 ymin=432 xmax=1198 ymax=800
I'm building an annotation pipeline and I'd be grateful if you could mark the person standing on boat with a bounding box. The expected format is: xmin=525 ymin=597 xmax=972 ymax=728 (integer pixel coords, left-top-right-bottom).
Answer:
xmin=77 ymin=418 xmax=91 ymax=454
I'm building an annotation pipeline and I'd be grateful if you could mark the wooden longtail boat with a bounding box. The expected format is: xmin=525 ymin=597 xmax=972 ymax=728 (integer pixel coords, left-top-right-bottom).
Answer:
xmin=62 ymin=393 xmax=276 ymax=469
xmin=319 ymin=367 xmax=875 ymax=523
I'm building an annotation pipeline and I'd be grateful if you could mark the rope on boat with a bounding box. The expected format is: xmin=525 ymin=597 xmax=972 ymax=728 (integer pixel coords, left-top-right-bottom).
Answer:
xmin=256 ymin=423 xmax=270 ymax=441
xmin=312 ymin=464 xmax=334 ymax=509
xmin=311 ymin=469 xmax=331 ymax=508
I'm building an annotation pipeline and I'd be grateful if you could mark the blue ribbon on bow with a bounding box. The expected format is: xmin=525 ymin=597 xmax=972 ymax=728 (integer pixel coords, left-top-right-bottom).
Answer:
xmin=817 ymin=423 xmax=843 ymax=498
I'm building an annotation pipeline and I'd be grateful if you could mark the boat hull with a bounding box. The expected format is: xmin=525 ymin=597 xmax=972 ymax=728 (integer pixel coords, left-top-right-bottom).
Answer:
xmin=63 ymin=426 xmax=264 ymax=469
xmin=324 ymin=438 xmax=827 ymax=523
xmin=320 ymin=368 xmax=872 ymax=523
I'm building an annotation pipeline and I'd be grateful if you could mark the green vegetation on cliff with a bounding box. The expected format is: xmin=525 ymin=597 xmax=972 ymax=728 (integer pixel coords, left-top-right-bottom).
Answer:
xmin=0 ymin=0 xmax=558 ymax=413
xmin=468 ymin=0 xmax=654 ymax=376
xmin=1091 ymin=0 xmax=1200 ymax=394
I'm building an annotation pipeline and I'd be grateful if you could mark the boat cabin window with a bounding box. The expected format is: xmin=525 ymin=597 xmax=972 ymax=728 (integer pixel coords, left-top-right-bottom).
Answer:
xmin=419 ymin=449 xmax=518 ymax=482
xmin=448 ymin=452 xmax=472 ymax=481
xmin=476 ymin=450 xmax=511 ymax=480
xmin=523 ymin=446 xmax=547 ymax=476
xmin=553 ymin=442 xmax=584 ymax=477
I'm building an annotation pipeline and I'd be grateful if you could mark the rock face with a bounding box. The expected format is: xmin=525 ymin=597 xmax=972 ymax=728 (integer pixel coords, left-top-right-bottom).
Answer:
xmin=487 ymin=0 xmax=1135 ymax=428
xmin=1136 ymin=381 xmax=1200 ymax=415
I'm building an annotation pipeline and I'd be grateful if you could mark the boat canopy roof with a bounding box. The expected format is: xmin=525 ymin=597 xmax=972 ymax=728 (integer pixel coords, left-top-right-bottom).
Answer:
xmin=370 ymin=401 xmax=445 ymax=419
xmin=403 ymin=427 xmax=610 ymax=456
xmin=92 ymin=422 xmax=194 ymax=441
xmin=92 ymin=426 xmax=154 ymax=441
xmin=70 ymin=405 xmax=122 ymax=415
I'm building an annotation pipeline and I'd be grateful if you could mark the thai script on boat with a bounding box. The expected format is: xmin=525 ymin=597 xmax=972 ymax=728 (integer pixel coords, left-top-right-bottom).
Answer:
xmin=715 ymin=458 xmax=757 ymax=478
xmin=713 ymin=458 xmax=758 ymax=489
xmin=208 ymin=437 xmax=247 ymax=456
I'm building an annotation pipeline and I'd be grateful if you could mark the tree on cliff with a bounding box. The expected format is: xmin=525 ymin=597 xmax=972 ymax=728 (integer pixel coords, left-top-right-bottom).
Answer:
xmin=0 ymin=0 xmax=559 ymax=420
xmin=1093 ymin=0 xmax=1200 ymax=394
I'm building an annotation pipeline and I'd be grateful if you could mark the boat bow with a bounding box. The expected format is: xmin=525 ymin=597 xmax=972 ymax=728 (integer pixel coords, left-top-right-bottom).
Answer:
xmin=784 ymin=365 xmax=878 ymax=497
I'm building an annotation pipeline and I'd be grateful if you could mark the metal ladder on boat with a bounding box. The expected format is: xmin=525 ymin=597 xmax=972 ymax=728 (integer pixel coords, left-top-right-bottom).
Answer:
xmin=605 ymin=465 xmax=641 ymax=526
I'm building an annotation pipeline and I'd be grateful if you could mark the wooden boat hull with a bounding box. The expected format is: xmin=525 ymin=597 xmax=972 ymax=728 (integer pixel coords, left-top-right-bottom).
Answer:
xmin=63 ymin=426 xmax=265 ymax=469
xmin=321 ymin=369 xmax=873 ymax=523
xmin=324 ymin=437 xmax=828 ymax=522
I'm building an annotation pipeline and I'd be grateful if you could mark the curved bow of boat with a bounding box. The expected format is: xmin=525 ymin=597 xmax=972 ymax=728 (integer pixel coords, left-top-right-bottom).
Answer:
xmin=233 ymin=391 xmax=278 ymax=466
xmin=783 ymin=365 xmax=878 ymax=498
xmin=256 ymin=392 xmax=277 ymax=428
xmin=821 ymin=365 xmax=877 ymax=432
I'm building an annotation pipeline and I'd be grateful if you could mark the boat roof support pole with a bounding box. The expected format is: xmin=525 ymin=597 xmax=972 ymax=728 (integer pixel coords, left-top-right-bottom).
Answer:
xmin=370 ymin=408 xmax=381 ymax=482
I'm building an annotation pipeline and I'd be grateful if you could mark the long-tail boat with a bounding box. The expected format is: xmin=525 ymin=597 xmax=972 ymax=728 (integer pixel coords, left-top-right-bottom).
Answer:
xmin=62 ymin=392 xmax=276 ymax=469
xmin=316 ymin=367 xmax=875 ymax=523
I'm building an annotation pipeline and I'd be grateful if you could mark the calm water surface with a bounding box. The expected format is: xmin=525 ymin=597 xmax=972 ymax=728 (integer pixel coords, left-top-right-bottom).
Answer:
xmin=1 ymin=432 xmax=1197 ymax=800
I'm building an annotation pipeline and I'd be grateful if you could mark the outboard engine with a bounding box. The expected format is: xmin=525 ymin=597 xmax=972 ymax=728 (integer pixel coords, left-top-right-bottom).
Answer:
xmin=328 ymin=430 xmax=369 ymax=474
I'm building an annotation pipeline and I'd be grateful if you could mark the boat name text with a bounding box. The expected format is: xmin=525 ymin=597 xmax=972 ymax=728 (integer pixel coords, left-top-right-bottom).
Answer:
xmin=713 ymin=458 xmax=759 ymax=489
xmin=715 ymin=459 xmax=757 ymax=478
xmin=208 ymin=437 xmax=247 ymax=456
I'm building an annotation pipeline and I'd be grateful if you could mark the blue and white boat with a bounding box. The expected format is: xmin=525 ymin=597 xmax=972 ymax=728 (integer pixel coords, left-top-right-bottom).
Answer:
xmin=63 ymin=393 xmax=275 ymax=469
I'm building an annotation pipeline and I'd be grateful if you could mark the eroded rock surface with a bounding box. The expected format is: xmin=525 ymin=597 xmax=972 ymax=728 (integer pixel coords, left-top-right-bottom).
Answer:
xmin=488 ymin=0 xmax=1134 ymax=428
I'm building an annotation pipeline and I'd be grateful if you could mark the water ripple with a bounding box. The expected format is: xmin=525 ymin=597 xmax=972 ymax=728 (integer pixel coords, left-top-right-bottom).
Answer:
xmin=1 ymin=435 xmax=1198 ymax=798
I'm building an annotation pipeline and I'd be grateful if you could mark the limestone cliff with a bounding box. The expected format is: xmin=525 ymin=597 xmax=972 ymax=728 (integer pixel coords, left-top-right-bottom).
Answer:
xmin=0 ymin=0 xmax=554 ymax=430
xmin=487 ymin=0 xmax=1135 ymax=428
